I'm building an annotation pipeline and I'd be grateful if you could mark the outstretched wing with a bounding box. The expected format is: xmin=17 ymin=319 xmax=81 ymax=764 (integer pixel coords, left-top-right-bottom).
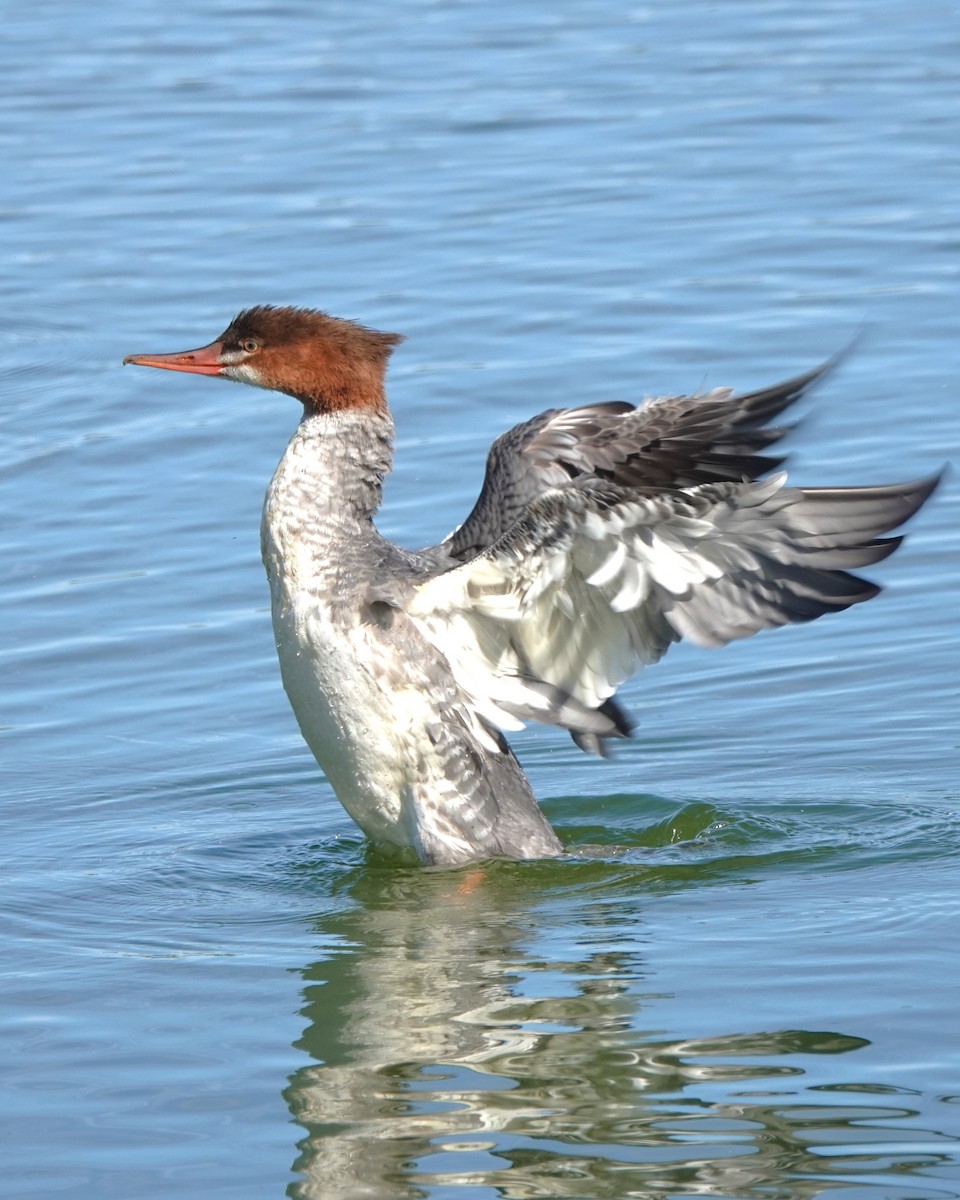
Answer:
xmin=438 ymin=358 xmax=837 ymax=564
xmin=408 ymin=471 xmax=939 ymax=754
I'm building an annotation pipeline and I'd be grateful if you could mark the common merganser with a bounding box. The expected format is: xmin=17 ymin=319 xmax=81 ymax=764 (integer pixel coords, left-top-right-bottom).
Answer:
xmin=124 ymin=306 xmax=938 ymax=865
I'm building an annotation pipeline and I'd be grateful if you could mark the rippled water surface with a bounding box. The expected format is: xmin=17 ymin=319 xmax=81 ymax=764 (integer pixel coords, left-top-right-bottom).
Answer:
xmin=3 ymin=1 xmax=959 ymax=1196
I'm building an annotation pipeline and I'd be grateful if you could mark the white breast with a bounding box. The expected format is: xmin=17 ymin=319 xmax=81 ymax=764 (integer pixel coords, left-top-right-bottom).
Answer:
xmin=269 ymin=585 xmax=418 ymax=850
xmin=259 ymin=407 xmax=445 ymax=854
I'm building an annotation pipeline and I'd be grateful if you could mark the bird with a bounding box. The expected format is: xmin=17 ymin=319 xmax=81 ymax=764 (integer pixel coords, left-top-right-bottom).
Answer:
xmin=124 ymin=306 xmax=939 ymax=866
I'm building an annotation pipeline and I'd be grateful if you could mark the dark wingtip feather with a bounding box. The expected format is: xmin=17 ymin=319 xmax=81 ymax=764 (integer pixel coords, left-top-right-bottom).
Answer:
xmin=906 ymin=468 xmax=947 ymax=514
xmin=797 ymin=470 xmax=944 ymax=539
xmin=730 ymin=344 xmax=854 ymax=428
xmin=570 ymin=696 xmax=634 ymax=757
xmin=867 ymin=469 xmax=944 ymax=529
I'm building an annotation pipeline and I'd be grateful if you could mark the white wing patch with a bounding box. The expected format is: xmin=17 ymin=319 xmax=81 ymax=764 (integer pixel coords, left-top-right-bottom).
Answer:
xmin=404 ymin=469 xmax=923 ymax=741
xmin=406 ymin=476 xmax=789 ymax=733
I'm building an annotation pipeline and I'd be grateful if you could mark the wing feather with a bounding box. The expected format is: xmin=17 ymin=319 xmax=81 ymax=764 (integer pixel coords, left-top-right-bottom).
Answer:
xmin=435 ymin=357 xmax=840 ymax=563
xmin=407 ymin=472 xmax=939 ymax=751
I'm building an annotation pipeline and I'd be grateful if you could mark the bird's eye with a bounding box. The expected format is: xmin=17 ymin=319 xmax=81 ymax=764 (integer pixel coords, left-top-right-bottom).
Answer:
xmin=240 ymin=338 xmax=259 ymax=353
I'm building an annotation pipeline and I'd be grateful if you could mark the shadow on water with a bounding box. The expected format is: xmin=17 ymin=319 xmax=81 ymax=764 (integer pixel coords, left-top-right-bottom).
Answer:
xmin=279 ymin=810 xmax=958 ymax=1199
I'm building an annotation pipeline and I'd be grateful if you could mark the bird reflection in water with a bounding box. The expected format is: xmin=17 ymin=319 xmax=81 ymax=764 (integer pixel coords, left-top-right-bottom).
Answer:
xmin=281 ymin=863 xmax=948 ymax=1198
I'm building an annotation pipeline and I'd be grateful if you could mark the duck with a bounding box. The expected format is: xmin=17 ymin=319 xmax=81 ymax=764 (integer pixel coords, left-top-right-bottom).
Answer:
xmin=124 ymin=306 xmax=938 ymax=865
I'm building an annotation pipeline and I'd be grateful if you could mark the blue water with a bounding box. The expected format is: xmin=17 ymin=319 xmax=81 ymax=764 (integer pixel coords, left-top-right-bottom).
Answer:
xmin=3 ymin=1 xmax=959 ymax=1196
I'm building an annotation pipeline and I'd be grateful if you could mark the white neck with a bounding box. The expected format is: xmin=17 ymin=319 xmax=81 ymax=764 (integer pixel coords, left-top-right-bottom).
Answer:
xmin=260 ymin=407 xmax=395 ymax=582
